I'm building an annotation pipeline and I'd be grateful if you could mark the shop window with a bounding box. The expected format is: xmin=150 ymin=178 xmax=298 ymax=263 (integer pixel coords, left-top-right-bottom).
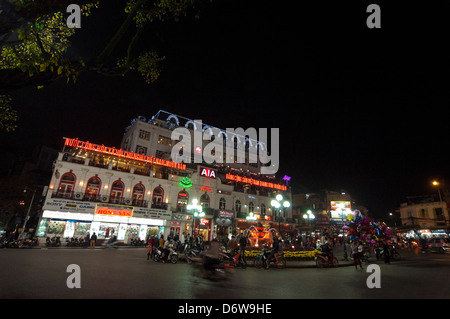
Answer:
xmin=85 ymin=176 xmax=101 ymax=201
xmin=219 ymin=197 xmax=226 ymax=210
xmin=110 ymin=180 xmax=124 ymax=204
xmin=152 ymin=186 xmax=164 ymax=207
xmin=177 ymin=190 xmax=189 ymax=212
xmin=132 ymin=183 xmax=145 ymax=206
xmin=249 ymin=202 xmax=254 ymax=213
xmin=57 ymin=172 xmax=76 ymax=199
xmin=200 ymin=193 xmax=210 ymax=208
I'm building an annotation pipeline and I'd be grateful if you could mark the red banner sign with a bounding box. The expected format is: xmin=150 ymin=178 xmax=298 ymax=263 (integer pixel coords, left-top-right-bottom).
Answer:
xmin=225 ymin=173 xmax=287 ymax=191
xmin=64 ymin=138 xmax=186 ymax=171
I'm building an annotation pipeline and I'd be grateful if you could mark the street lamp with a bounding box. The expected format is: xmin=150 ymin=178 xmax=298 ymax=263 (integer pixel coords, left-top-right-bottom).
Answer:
xmin=303 ymin=210 xmax=315 ymax=236
xmin=187 ymin=199 xmax=204 ymax=237
xmin=271 ymin=194 xmax=290 ymax=236
xmin=19 ymin=186 xmax=37 ymax=240
xmin=336 ymin=204 xmax=349 ymax=261
xmin=432 ymin=180 xmax=443 ymax=203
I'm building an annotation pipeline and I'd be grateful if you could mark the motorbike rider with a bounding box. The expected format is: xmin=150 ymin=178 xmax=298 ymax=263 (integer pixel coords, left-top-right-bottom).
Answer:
xmin=161 ymin=238 xmax=171 ymax=263
xmin=203 ymin=238 xmax=222 ymax=271
xmin=321 ymin=237 xmax=334 ymax=263
xmin=266 ymin=236 xmax=281 ymax=269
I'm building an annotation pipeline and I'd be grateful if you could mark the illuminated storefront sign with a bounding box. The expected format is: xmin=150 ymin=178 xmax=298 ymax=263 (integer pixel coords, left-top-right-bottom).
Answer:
xmin=178 ymin=177 xmax=193 ymax=188
xmin=64 ymin=137 xmax=186 ymax=170
xmin=225 ymin=173 xmax=287 ymax=191
xmin=330 ymin=201 xmax=352 ymax=219
xmin=200 ymin=167 xmax=217 ymax=179
xmin=330 ymin=201 xmax=351 ymax=210
xmin=95 ymin=204 xmax=133 ymax=217
xmin=200 ymin=186 xmax=213 ymax=193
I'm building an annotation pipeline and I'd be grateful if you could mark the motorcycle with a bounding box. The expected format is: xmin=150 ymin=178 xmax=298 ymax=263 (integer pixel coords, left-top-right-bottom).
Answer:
xmin=20 ymin=237 xmax=39 ymax=248
xmin=46 ymin=235 xmax=61 ymax=247
xmin=131 ymin=237 xmax=145 ymax=246
xmin=375 ymin=244 xmax=401 ymax=260
xmin=104 ymin=235 xmax=120 ymax=249
xmin=222 ymin=248 xmax=247 ymax=269
xmin=253 ymin=246 xmax=286 ymax=269
xmin=191 ymin=254 xmax=229 ymax=282
xmin=315 ymin=251 xmax=339 ymax=268
xmin=182 ymin=244 xmax=200 ymax=264
xmin=153 ymin=246 xmax=179 ymax=264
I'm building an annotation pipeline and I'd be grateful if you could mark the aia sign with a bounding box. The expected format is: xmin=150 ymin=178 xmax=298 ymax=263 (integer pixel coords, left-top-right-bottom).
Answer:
xmin=200 ymin=167 xmax=217 ymax=179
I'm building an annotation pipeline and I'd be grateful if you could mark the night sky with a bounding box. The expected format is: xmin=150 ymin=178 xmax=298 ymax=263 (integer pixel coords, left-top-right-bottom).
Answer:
xmin=2 ymin=1 xmax=450 ymax=218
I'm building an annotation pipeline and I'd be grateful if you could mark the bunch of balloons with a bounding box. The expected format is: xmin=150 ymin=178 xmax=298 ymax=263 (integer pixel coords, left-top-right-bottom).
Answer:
xmin=342 ymin=210 xmax=392 ymax=244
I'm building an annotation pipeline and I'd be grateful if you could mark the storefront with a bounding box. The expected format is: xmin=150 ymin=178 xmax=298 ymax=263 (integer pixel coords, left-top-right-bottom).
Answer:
xmin=37 ymin=198 xmax=170 ymax=243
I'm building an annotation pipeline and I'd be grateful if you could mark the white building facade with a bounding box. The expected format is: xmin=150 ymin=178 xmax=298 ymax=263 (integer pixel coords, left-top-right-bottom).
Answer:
xmin=37 ymin=111 xmax=292 ymax=244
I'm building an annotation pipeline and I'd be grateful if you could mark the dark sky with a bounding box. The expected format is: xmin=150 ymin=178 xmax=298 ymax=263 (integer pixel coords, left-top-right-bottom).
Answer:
xmin=2 ymin=0 xmax=450 ymax=218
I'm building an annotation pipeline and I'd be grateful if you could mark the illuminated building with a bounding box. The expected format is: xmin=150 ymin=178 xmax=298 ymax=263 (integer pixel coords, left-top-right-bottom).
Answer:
xmin=37 ymin=110 xmax=292 ymax=244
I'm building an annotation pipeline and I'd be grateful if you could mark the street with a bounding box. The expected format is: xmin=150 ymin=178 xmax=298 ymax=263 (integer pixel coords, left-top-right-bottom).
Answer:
xmin=0 ymin=247 xmax=449 ymax=299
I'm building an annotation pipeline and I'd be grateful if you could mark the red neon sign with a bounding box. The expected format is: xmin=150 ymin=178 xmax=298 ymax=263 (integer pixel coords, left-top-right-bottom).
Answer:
xmin=200 ymin=186 xmax=213 ymax=193
xmin=96 ymin=207 xmax=133 ymax=217
xmin=225 ymin=173 xmax=287 ymax=191
xmin=64 ymin=138 xmax=186 ymax=171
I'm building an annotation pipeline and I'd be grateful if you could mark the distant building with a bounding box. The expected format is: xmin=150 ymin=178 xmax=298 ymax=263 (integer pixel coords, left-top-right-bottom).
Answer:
xmin=292 ymin=190 xmax=356 ymax=232
xmin=398 ymin=196 xmax=449 ymax=237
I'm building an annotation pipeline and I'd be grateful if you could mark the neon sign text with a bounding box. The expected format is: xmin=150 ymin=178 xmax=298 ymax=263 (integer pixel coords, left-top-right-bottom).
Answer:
xmin=96 ymin=207 xmax=133 ymax=217
xmin=64 ymin=138 xmax=186 ymax=171
xmin=225 ymin=173 xmax=287 ymax=191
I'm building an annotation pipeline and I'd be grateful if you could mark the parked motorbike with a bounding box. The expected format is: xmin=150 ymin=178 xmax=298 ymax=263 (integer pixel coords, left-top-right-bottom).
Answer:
xmin=182 ymin=242 xmax=201 ymax=264
xmin=46 ymin=235 xmax=61 ymax=247
xmin=253 ymin=246 xmax=286 ymax=269
xmin=131 ymin=237 xmax=145 ymax=246
xmin=20 ymin=237 xmax=39 ymax=248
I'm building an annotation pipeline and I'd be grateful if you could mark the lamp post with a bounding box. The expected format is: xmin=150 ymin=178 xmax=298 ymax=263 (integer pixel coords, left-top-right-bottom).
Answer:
xmin=271 ymin=194 xmax=290 ymax=237
xmin=187 ymin=199 xmax=204 ymax=238
xmin=19 ymin=186 xmax=37 ymax=240
xmin=303 ymin=209 xmax=315 ymax=237
xmin=432 ymin=180 xmax=443 ymax=203
xmin=336 ymin=205 xmax=349 ymax=261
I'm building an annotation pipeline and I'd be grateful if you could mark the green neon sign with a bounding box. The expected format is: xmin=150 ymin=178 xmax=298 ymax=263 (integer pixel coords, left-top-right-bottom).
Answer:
xmin=179 ymin=177 xmax=193 ymax=188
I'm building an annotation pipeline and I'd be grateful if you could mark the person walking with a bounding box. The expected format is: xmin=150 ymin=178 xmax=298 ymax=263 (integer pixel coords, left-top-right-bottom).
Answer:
xmin=84 ymin=232 xmax=90 ymax=248
xmin=383 ymin=240 xmax=390 ymax=264
xmin=238 ymin=234 xmax=248 ymax=266
xmin=351 ymin=240 xmax=363 ymax=269
xmin=90 ymin=232 xmax=97 ymax=248
xmin=227 ymin=235 xmax=238 ymax=253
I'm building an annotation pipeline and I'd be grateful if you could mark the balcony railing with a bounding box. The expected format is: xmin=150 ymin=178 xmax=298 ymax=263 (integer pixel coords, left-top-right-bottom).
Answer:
xmin=51 ymin=191 xmax=148 ymax=208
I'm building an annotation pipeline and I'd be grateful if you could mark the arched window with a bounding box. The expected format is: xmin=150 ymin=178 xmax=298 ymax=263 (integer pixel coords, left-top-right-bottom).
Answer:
xmin=249 ymin=202 xmax=254 ymax=213
xmin=176 ymin=190 xmax=189 ymax=212
xmin=219 ymin=197 xmax=226 ymax=210
xmin=261 ymin=203 xmax=266 ymax=215
xmin=235 ymin=200 xmax=241 ymax=213
xmin=85 ymin=176 xmax=101 ymax=201
xmin=132 ymin=183 xmax=145 ymax=206
xmin=152 ymin=186 xmax=164 ymax=208
xmin=110 ymin=180 xmax=124 ymax=204
xmin=57 ymin=172 xmax=76 ymax=199
xmin=200 ymin=193 xmax=210 ymax=208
